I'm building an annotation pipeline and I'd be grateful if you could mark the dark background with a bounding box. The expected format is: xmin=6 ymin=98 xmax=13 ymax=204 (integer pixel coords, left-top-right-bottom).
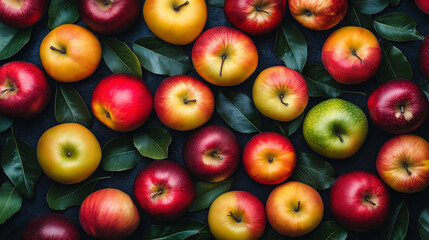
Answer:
xmin=1 ymin=0 xmax=428 ymax=239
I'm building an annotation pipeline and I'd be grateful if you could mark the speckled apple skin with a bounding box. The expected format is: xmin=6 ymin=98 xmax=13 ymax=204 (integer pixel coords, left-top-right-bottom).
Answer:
xmin=419 ymin=35 xmax=429 ymax=79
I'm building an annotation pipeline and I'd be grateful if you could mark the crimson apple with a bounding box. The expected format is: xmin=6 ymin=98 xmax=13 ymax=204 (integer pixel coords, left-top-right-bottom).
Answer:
xmin=416 ymin=0 xmax=429 ymax=14
xmin=0 ymin=0 xmax=47 ymax=28
xmin=21 ymin=213 xmax=80 ymax=240
xmin=419 ymin=34 xmax=429 ymax=79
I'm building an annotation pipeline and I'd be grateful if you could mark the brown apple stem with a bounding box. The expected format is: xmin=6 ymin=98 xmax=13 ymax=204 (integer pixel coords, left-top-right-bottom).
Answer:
xmin=219 ymin=55 xmax=227 ymax=77
xmin=352 ymin=50 xmax=364 ymax=63
xmin=183 ymin=99 xmax=197 ymax=104
xmin=293 ymin=201 xmax=301 ymax=212
xmin=279 ymin=94 xmax=289 ymax=107
xmin=336 ymin=131 xmax=344 ymax=143
xmin=0 ymin=87 xmax=14 ymax=95
xmin=268 ymin=157 xmax=274 ymax=163
xmin=173 ymin=0 xmax=189 ymax=11
xmin=212 ymin=152 xmax=223 ymax=160
xmin=255 ymin=7 xmax=272 ymax=16
xmin=365 ymin=196 xmax=376 ymax=206
xmin=227 ymin=211 xmax=242 ymax=223
xmin=103 ymin=0 xmax=113 ymax=6
xmin=304 ymin=10 xmax=312 ymax=17
xmin=50 ymin=46 xmax=66 ymax=54
xmin=402 ymin=163 xmax=412 ymax=176
xmin=150 ymin=190 xmax=164 ymax=199
xmin=400 ymin=105 xmax=405 ymax=115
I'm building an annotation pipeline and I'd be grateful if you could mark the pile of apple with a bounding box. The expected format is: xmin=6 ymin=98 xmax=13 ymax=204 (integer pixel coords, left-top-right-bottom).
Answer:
xmin=0 ymin=0 xmax=428 ymax=240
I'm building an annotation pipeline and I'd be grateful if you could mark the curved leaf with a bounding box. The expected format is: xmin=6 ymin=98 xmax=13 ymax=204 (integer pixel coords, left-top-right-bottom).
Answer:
xmin=373 ymin=12 xmax=424 ymax=42
xmin=382 ymin=201 xmax=409 ymax=240
xmin=185 ymin=226 xmax=212 ymax=240
xmin=418 ymin=207 xmax=429 ymax=240
xmin=132 ymin=36 xmax=193 ymax=76
xmin=275 ymin=20 xmax=307 ymax=73
xmin=266 ymin=112 xmax=305 ymax=136
xmin=47 ymin=0 xmax=79 ymax=29
xmin=309 ymin=220 xmax=347 ymax=240
xmin=390 ymin=0 xmax=400 ymax=6
xmin=216 ymin=90 xmax=261 ymax=133
xmin=133 ymin=127 xmax=172 ymax=160
xmin=207 ymin=0 xmax=224 ymax=7
xmin=101 ymin=37 xmax=142 ymax=78
xmin=376 ymin=41 xmax=412 ymax=84
xmin=145 ymin=218 xmax=207 ymax=240
xmin=291 ymin=153 xmax=336 ymax=190
xmin=189 ymin=178 xmax=234 ymax=212
xmin=55 ymin=83 xmax=93 ymax=129
xmin=302 ymin=64 xmax=343 ymax=98
xmin=350 ymin=0 xmax=389 ymax=14
xmin=0 ymin=115 xmax=13 ymax=134
xmin=346 ymin=6 xmax=372 ymax=29
xmin=0 ymin=23 xmax=31 ymax=60
xmin=101 ymin=135 xmax=142 ymax=172
xmin=0 ymin=181 xmax=22 ymax=224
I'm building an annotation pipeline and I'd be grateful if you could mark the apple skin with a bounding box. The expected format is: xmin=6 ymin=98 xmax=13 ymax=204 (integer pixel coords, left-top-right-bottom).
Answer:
xmin=21 ymin=213 xmax=80 ymax=240
xmin=208 ymin=191 xmax=266 ymax=240
xmin=367 ymin=79 xmax=428 ymax=134
xmin=91 ymin=73 xmax=153 ymax=132
xmin=134 ymin=160 xmax=196 ymax=221
xmin=303 ymin=98 xmax=368 ymax=159
xmin=0 ymin=61 xmax=50 ymax=119
xmin=183 ymin=125 xmax=241 ymax=182
xmin=0 ymin=0 xmax=47 ymax=29
xmin=330 ymin=171 xmax=391 ymax=232
xmin=79 ymin=188 xmax=140 ymax=240
xmin=243 ymin=132 xmax=296 ymax=185
xmin=78 ymin=0 xmax=141 ymax=35
xmin=322 ymin=26 xmax=381 ymax=84
xmin=266 ymin=181 xmax=324 ymax=237
xmin=224 ymin=0 xmax=287 ymax=35
xmin=252 ymin=66 xmax=309 ymax=121
xmin=376 ymin=135 xmax=429 ymax=193
xmin=419 ymin=34 xmax=429 ymax=79
xmin=416 ymin=0 xmax=429 ymax=14
xmin=288 ymin=0 xmax=347 ymax=31
xmin=192 ymin=26 xmax=259 ymax=86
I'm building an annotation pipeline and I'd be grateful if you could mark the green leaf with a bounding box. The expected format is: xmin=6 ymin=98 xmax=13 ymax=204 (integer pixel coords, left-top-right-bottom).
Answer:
xmin=47 ymin=0 xmax=79 ymax=29
xmin=350 ymin=0 xmax=389 ymax=14
xmin=0 ymin=181 xmax=22 ymax=224
xmin=0 ymin=115 xmax=13 ymax=134
xmin=101 ymin=37 xmax=142 ymax=78
xmin=133 ymin=127 xmax=172 ymax=160
xmin=302 ymin=64 xmax=343 ymax=98
xmin=274 ymin=20 xmax=307 ymax=73
xmin=373 ymin=12 xmax=424 ymax=42
xmin=419 ymin=80 xmax=429 ymax=101
xmin=346 ymin=6 xmax=372 ymax=29
xmin=46 ymin=176 xmax=110 ymax=210
xmin=55 ymin=83 xmax=93 ymax=129
xmin=266 ymin=112 xmax=305 ymax=136
xmin=376 ymin=41 xmax=412 ymax=84
xmin=389 ymin=0 xmax=400 ymax=7
xmin=216 ymin=90 xmax=261 ymax=134
xmin=291 ymin=153 xmax=336 ymax=190
xmin=0 ymin=22 xmax=31 ymax=60
xmin=132 ymin=36 xmax=193 ymax=76
xmin=145 ymin=218 xmax=207 ymax=240
xmin=206 ymin=0 xmax=224 ymax=7
xmin=185 ymin=226 xmax=212 ymax=240
xmin=309 ymin=220 xmax=347 ymax=240
xmin=418 ymin=207 xmax=429 ymax=240
xmin=382 ymin=201 xmax=409 ymax=240
xmin=1 ymin=131 xmax=41 ymax=199
xmin=189 ymin=178 xmax=234 ymax=212
xmin=101 ymin=135 xmax=142 ymax=172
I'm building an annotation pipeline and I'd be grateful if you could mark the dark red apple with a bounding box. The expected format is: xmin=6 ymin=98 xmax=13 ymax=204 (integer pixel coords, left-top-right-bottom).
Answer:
xmin=21 ymin=213 xmax=80 ymax=240
xmin=419 ymin=35 xmax=429 ymax=79
xmin=183 ymin=125 xmax=240 ymax=182
xmin=330 ymin=171 xmax=390 ymax=232
xmin=134 ymin=160 xmax=196 ymax=221
xmin=0 ymin=0 xmax=47 ymax=28
xmin=416 ymin=0 xmax=429 ymax=15
xmin=367 ymin=79 xmax=428 ymax=134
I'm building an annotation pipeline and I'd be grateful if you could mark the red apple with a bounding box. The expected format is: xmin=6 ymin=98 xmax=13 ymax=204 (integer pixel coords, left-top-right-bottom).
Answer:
xmin=133 ymin=160 xmax=196 ymax=221
xmin=183 ymin=125 xmax=241 ymax=182
xmin=0 ymin=0 xmax=47 ymax=28
xmin=224 ymin=0 xmax=287 ymax=35
xmin=243 ymin=132 xmax=296 ymax=185
xmin=367 ymin=79 xmax=428 ymax=134
xmin=78 ymin=0 xmax=141 ymax=35
xmin=79 ymin=188 xmax=140 ymax=240
xmin=376 ymin=135 xmax=429 ymax=193
xmin=91 ymin=73 xmax=153 ymax=132
xmin=21 ymin=213 xmax=80 ymax=240
xmin=0 ymin=61 xmax=50 ymax=119
xmin=330 ymin=171 xmax=391 ymax=232
xmin=419 ymin=34 xmax=429 ymax=79
xmin=416 ymin=0 xmax=429 ymax=14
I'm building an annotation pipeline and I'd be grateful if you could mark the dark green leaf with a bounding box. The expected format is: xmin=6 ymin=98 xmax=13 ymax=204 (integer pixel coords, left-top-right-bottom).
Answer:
xmin=185 ymin=226 xmax=212 ymax=240
xmin=266 ymin=112 xmax=305 ymax=137
xmin=291 ymin=153 xmax=336 ymax=190
xmin=55 ymin=83 xmax=93 ymax=129
xmin=346 ymin=6 xmax=372 ymax=29
xmin=389 ymin=0 xmax=400 ymax=7
xmin=275 ymin=20 xmax=307 ymax=73
xmin=132 ymin=36 xmax=193 ymax=76
xmin=206 ymin=0 xmax=224 ymax=7
xmin=46 ymin=176 xmax=110 ymax=210
xmin=418 ymin=207 xmax=429 ymax=240
xmin=0 ymin=115 xmax=13 ymax=134
xmin=101 ymin=135 xmax=142 ymax=172
xmin=302 ymin=64 xmax=343 ymax=98
xmin=0 ymin=22 xmax=31 ymax=60
xmin=309 ymin=220 xmax=347 ymax=240
xmin=1 ymin=132 xmax=41 ymax=199
xmin=145 ymin=218 xmax=207 ymax=240
xmin=376 ymin=42 xmax=412 ymax=84
xmin=350 ymin=0 xmax=389 ymax=14
xmin=373 ymin=12 xmax=424 ymax=42
xmin=419 ymin=80 xmax=429 ymax=101
xmin=133 ymin=127 xmax=172 ymax=160
xmin=382 ymin=201 xmax=409 ymax=240
xmin=47 ymin=0 xmax=79 ymax=29
xmin=189 ymin=178 xmax=234 ymax=212
xmin=216 ymin=90 xmax=261 ymax=133
xmin=0 ymin=181 xmax=22 ymax=224
xmin=101 ymin=37 xmax=142 ymax=78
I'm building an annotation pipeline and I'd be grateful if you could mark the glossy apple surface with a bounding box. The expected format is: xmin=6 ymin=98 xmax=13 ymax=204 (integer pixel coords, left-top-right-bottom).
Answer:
xmin=416 ymin=0 xmax=429 ymax=14
xmin=21 ymin=213 xmax=80 ymax=240
xmin=0 ymin=0 xmax=47 ymax=28
xmin=419 ymin=34 xmax=429 ymax=79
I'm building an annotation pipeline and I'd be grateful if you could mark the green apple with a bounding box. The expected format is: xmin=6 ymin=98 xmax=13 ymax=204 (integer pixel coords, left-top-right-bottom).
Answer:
xmin=302 ymin=98 xmax=368 ymax=159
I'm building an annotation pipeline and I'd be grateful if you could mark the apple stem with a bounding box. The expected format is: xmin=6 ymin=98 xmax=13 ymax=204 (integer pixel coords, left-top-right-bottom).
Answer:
xmin=103 ymin=0 xmax=113 ymax=6
xmin=365 ymin=196 xmax=376 ymax=206
xmin=212 ymin=152 xmax=223 ymax=160
xmin=173 ymin=0 xmax=189 ymax=11
xmin=150 ymin=189 xmax=164 ymax=199
xmin=352 ymin=50 xmax=364 ymax=63
xmin=268 ymin=157 xmax=274 ymax=163
xmin=106 ymin=112 xmax=111 ymax=118
xmin=219 ymin=55 xmax=227 ymax=77
xmin=183 ymin=99 xmax=197 ymax=104
xmin=304 ymin=10 xmax=312 ymax=17
xmin=293 ymin=201 xmax=301 ymax=212
xmin=400 ymin=105 xmax=405 ymax=115
xmin=403 ymin=163 xmax=412 ymax=176
xmin=0 ymin=87 xmax=14 ymax=95
xmin=50 ymin=46 xmax=66 ymax=54
xmin=255 ymin=7 xmax=272 ymax=16
xmin=227 ymin=211 xmax=242 ymax=223
xmin=336 ymin=131 xmax=344 ymax=143
xmin=279 ymin=94 xmax=289 ymax=107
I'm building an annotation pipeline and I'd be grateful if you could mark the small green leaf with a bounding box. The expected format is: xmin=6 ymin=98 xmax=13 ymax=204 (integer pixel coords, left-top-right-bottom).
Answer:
xmin=189 ymin=178 xmax=234 ymax=212
xmin=0 ymin=115 xmax=13 ymax=134
xmin=47 ymin=0 xmax=79 ymax=29
xmin=309 ymin=220 xmax=347 ymax=240
xmin=274 ymin=20 xmax=307 ymax=73
xmin=266 ymin=112 xmax=305 ymax=137
xmin=376 ymin=41 xmax=412 ymax=84
xmin=419 ymin=80 xmax=429 ymax=101
xmin=1 ymin=131 xmax=41 ymax=199
xmin=145 ymin=218 xmax=207 ymax=240
xmin=382 ymin=201 xmax=409 ymax=240
xmin=291 ymin=153 xmax=336 ymax=190
xmin=133 ymin=127 xmax=172 ymax=160
xmin=0 ymin=22 xmax=31 ymax=60
xmin=302 ymin=64 xmax=343 ymax=98
xmin=132 ymin=36 xmax=193 ymax=76
xmin=101 ymin=37 xmax=142 ymax=78
xmin=206 ymin=0 xmax=224 ymax=7
xmin=373 ymin=12 xmax=424 ymax=42
xmin=0 ymin=181 xmax=22 ymax=224
xmin=216 ymin=90 xmax=261 ymax=134
xmin=350 ymin=0 xmax=389 ymax=14
xmin=55 ymin=83 xmax=93 ymax=129
xmin=101 ymin=135 xmax=142 ymax=172
xmin=418 ymin=207 xmax=429 ymax=240
xmin=389 ymin=0 xmax=400 ymax=7
xmin=346 ymin=6 xmax=372 ymax=29
xmin=185 ymin=226 xmax=212 ymax=240
xmin=46 ymin=176 xmax=110 ymax=210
